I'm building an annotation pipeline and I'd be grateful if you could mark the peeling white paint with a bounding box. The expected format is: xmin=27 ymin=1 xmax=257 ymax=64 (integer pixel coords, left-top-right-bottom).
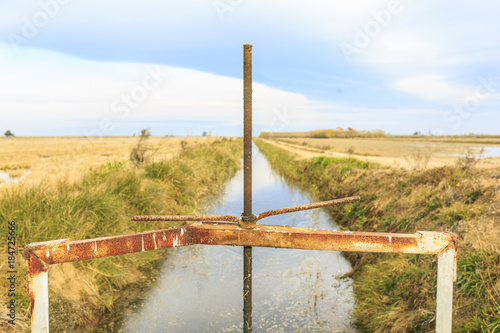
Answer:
xmin=94 ymin=242 xmax=97 ymax=255
xmin=389 ymin=236 xmax=392 ymax=243
xmin=141 ymin=236 xmax=145 ymax=252
xmin=153 ymin=233 xmax=157 ymax=250
xmin=46 ymin=251 xmax=49 ymax=258
xmin=180 ymin=228 xmax=184 ymax=236
xmin=66 ymin=244 xmax=70 ymax=253
xmin=163 ymin=232 xmax=166 ymax=241
xmin=31 ymin=269 xmax=49 ymax=332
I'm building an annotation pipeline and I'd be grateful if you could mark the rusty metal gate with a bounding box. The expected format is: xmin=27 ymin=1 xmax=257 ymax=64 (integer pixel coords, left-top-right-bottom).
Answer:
xmin=24 ymin=45 xmax=458 ymax=333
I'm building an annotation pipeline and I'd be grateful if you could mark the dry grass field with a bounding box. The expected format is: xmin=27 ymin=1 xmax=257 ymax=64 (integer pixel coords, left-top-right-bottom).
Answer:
xmin=0 ymin=136 xmax=242 ymax=332
xmin=270 ymin=137 xmax=500 ymax=170
xmin=0 ymin=136 xmax=217 ymax=189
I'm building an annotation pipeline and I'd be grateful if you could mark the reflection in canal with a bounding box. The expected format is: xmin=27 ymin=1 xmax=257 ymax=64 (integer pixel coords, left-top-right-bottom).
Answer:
xmin=120 ymin=145 xmax=357 ymax=332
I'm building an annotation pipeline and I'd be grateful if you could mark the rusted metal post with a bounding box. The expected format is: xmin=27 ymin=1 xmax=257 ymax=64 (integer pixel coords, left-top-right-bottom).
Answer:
xmin=243 ymin=45 xmax=252 ymax=219
xmin=436 ymin=245 xmax=455 ymax=333
xmin=26 ymin=253 xmax=49 ymax=332
xmin=243 ymin=43 xmax=253 ymax=333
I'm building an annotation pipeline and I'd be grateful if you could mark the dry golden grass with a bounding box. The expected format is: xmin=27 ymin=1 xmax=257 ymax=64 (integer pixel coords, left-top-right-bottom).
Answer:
xmin=0 ymin=136 xmax=220 ymax=189
xmin=262 ymin=130 xmax=500 ymax=144
xmin=268 ymin=137 xmax=500 ymax=170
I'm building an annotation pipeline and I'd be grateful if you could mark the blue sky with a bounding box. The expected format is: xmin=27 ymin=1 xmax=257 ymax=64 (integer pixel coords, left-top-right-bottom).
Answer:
xmin=0 ymin=0 xmax=499 ymax=136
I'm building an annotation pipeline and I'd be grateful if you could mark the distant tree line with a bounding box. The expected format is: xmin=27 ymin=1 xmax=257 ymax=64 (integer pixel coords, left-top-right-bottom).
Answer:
xmin=309 ymin=127 xmax=386 ymax=138
xmin=260 ymin=127 xmax=386 ymax=139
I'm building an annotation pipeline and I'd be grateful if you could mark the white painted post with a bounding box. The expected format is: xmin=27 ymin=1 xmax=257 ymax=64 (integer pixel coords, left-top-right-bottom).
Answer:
xmin=31 ymin=270 xmax=49 ymax=332
xmin=436 ymin=246 xmax=455 ymax=333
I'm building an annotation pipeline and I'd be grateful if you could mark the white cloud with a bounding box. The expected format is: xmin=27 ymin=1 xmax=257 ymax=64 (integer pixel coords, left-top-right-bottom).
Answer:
xmin=392 ymin=75 xmax=464 ymax=102
xmin=0 ymin=43 xmax=318 ymax=135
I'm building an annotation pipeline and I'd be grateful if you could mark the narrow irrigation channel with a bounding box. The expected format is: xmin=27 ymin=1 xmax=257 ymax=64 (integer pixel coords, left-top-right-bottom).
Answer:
xmin=115 ymin=145 xmax=357 ymax=332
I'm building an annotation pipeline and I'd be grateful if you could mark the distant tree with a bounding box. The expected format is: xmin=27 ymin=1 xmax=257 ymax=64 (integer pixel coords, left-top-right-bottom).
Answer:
xmin=4 ymin=130 xmax=14 ymax=137
xmin=413 ymin=131 xmax=421 ymax=136
xmin=202 ymin=131 xmax=207 ymax=137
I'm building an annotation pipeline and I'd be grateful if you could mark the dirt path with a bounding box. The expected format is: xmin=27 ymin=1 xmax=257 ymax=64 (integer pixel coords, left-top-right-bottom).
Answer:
xmin=261 ymin=138 xmax=500 ymax=170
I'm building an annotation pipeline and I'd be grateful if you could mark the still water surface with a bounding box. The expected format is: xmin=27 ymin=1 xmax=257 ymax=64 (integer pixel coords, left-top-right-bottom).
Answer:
xmin=120 ymin=146 xmax=357 ymax=332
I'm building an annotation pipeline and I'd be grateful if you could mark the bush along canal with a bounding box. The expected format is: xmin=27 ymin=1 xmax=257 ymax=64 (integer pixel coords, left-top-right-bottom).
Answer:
xmin=116 ymin=145 xmax=357 ymax=332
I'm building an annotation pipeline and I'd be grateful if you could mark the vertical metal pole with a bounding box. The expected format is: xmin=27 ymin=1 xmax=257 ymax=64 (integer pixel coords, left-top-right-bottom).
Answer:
xmin=243 ymin=43 xmax=253 ymax=333
xmin=31 ymin=271 xmax=49 ymax=332
xmin=27 ymin=254 xmax=49 ymax=332
xmin=436 ymin=246 xmax=455 ymax=333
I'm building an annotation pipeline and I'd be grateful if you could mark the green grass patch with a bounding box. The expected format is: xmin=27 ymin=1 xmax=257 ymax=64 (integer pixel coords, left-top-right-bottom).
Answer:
xmin=456 ymin=252 xmax=500 ymax=332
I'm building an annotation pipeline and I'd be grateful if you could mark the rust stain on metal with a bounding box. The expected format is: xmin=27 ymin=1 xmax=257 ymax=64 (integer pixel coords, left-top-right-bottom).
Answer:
xmin=190 ymin=224 xmax=456 ymax=255
xmin=24 ymin=252 xmax=48 ymax=317
xmin=131 ymin=196 xmax=360 ymax=225
xmin=23 ymin=224 xmax=457 ymax=267
xmin=131 ymin=215 xmax=240 ymax=222
xmin=24 ymin=227 xmax=199 ymax=265
xmin=256 ymin=196 xmax=360 ymax=220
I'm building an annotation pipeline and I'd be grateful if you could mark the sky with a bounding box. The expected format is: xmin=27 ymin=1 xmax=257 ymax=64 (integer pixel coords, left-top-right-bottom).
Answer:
xmin=0 ymin=0 xmax=499 ymax=137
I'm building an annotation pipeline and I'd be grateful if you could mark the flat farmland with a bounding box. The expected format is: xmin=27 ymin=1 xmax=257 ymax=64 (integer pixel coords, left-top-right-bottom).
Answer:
xmin=271 ymin=137 xmax=500 ymax=170
xmin=0 ymin=136 xmax=216 ymax=188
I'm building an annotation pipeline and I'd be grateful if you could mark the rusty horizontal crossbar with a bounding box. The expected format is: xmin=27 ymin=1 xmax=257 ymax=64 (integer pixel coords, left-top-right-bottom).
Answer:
xmin=131 ymin=196 xmax=361 ymax=223
xmin=24 ymin=223 xmax=456 ymax=266
xmin=25 ymin=223 xmax=458 ymax=333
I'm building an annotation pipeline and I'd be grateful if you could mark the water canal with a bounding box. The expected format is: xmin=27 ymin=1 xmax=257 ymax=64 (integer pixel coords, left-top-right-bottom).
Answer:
xmin=118 ymin=145 xmax=357 ymax=332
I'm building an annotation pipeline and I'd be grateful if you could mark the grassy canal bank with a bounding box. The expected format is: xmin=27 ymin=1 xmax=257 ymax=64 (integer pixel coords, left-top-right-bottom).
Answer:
xmin=255 ymin=138 xmax=500 ymax=332
xmin=0 ymin=138 xmax=242 ymax=332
